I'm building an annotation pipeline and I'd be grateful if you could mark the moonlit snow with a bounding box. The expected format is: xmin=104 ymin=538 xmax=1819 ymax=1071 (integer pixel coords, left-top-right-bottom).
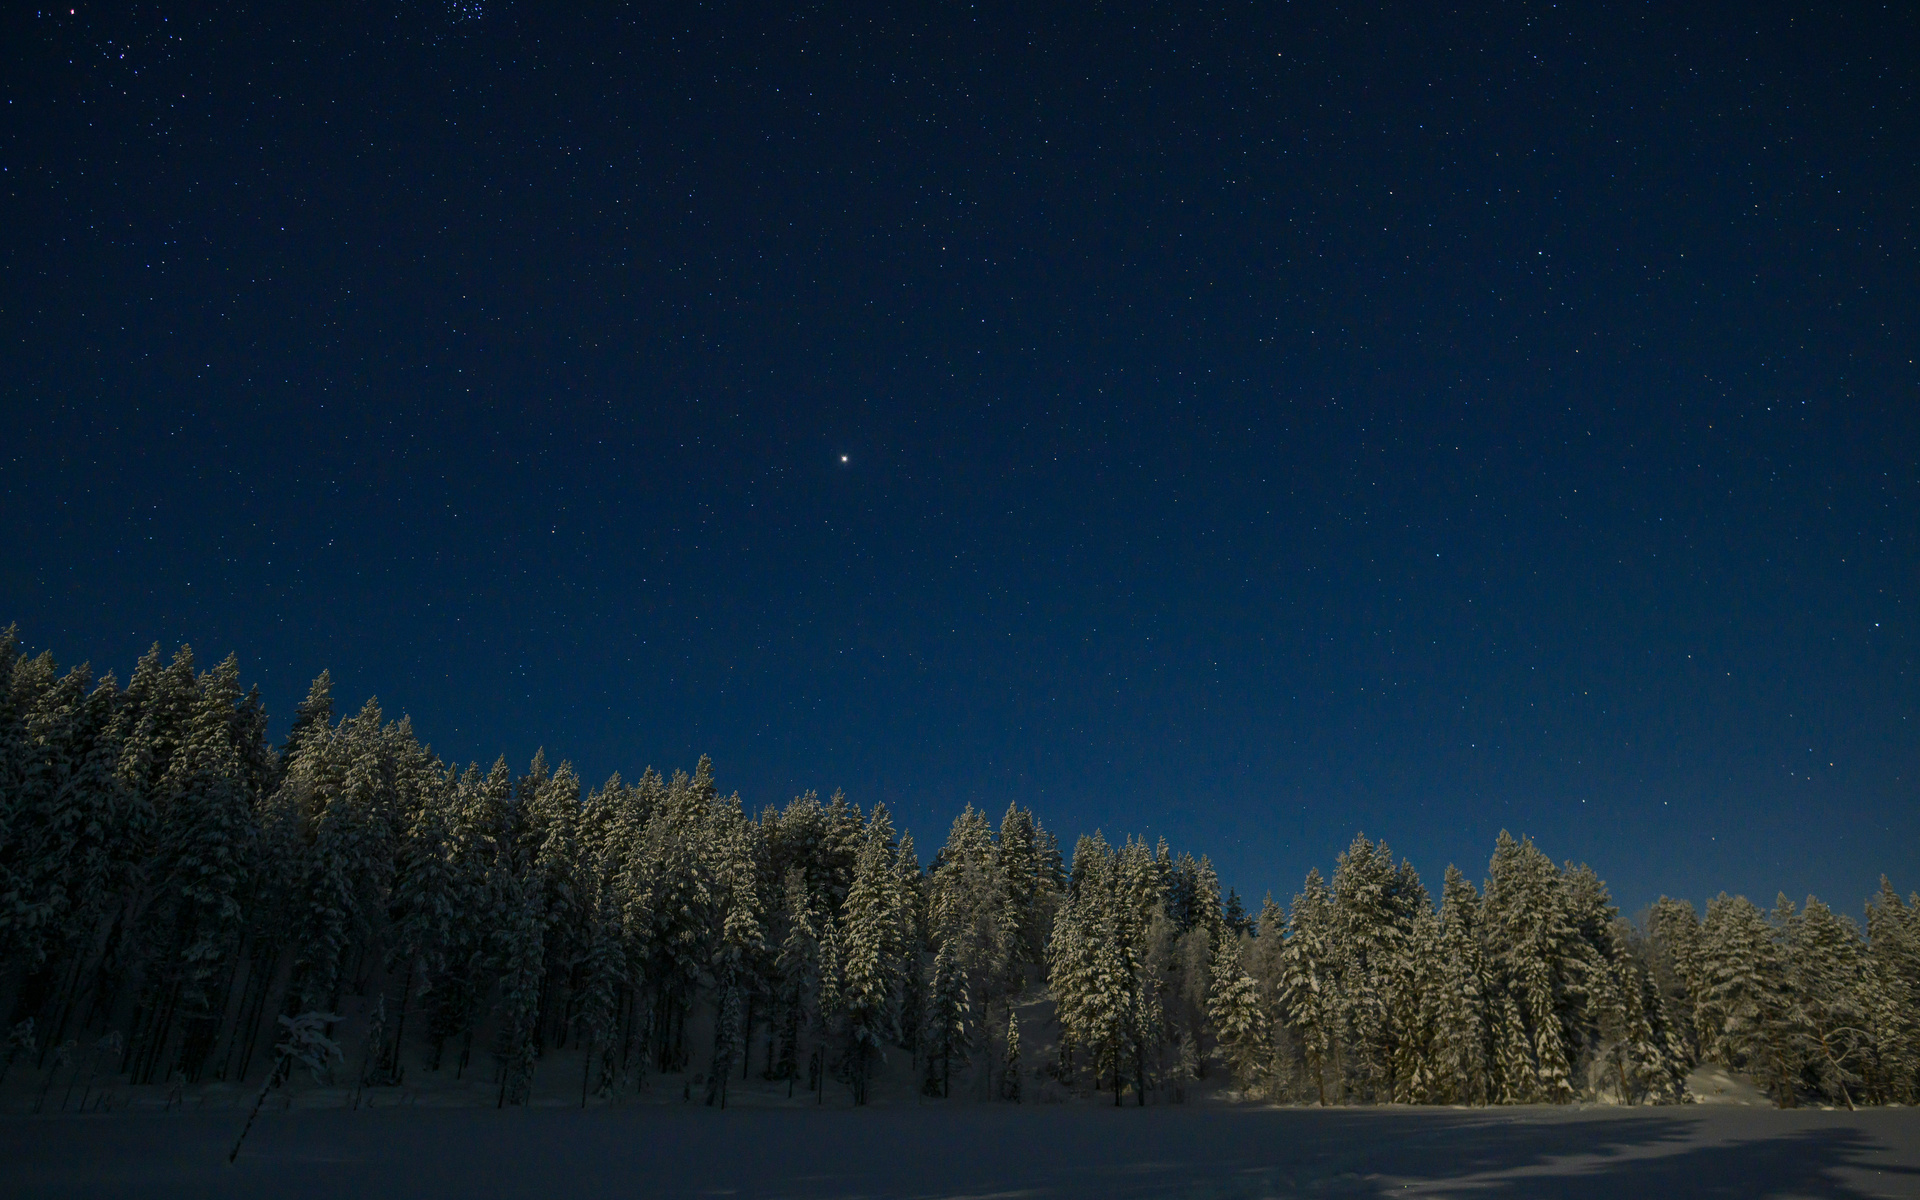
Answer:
xmin=6 ymin=1103 xmax=1919 ymax=1199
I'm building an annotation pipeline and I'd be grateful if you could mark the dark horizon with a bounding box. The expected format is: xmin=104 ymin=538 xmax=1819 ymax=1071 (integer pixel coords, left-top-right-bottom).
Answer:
xmin=3 ymin=0 xmax=1915 ymax=918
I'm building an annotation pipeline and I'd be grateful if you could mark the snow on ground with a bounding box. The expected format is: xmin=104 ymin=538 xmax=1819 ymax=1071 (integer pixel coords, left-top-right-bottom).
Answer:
xmin=4 ymin=1102 xmax=1919 ymax=1199
xmin=1689 ymin=1063 xmax=1778 ymax=1106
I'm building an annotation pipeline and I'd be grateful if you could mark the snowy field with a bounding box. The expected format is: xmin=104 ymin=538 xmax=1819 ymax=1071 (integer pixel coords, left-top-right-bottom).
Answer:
xmin=4 ymin=1104 xmax=1919 ymax=1199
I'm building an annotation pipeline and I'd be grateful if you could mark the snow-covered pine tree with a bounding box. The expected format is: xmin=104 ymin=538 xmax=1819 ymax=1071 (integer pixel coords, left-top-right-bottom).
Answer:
xmin=1223 ymin=889 xmax=1252 ymax=937
xmin=1699 ymin=892 xmax=1794 ymax=1105
xmin=1280 ymin=868 xmax=1340 ymax=1105
xmin=1001 ymin=1009 xmax=1022 ymax=1101
xmin=1561 ymin=864 xmax=1635 ymax=1098
xmin=996 ymin=803 xmax=1041 ymax=965
xmin=639 ymin=767 xmax=714 ymax=1073
xmin=1592 ymin=912 xmax=1688 ymax=1105
xmin=131 ymin=654 xmax=260 ymax=1084
xmin=1432 ymin=866 xmax=1490 ymax=1105
xmin=1647 ymin=897 xmax=1707 ymax=1064
xmin=1479 ymin=832 xmax=1588 ymax=1105
xmin=808 ymin=910 xmax=845 ymax=1103
xmin=1247 ymin=894 xmax=1286 ymax=1009
xmin=1490 ymin=990 xmax=1535 ymax=1104
xmin=571 ymin=776 xmax=630 ymax=1103
xmin=0 ymin=658 xmax=93 ymax=974
xmin=525 ymin=760 xmax=583 ymax=1050
xmin=922 ymin=938 xmax=969 ymax=1097
xmin=287 ymin=698 xmax=400 ymax=1019
xmin=838 ymin=814 xmax=900 ymax=1104
xmin=1 ymin=662 xmax=130 ymax=1053
xmin=1114 ymin=837 xmax=1163 ymax=1105
xmin=493 ymin=865 xmax=545 ymax=1107
xmin=1207 ymin=927 xmax=1266 ymax=1092
xmin=1045 ymin=884 xmax=1094 ymax=1083
xmin=1192 ymin=856 xmax=1227 ymax=945
xmin=773 ymin=866 xmax=820 ymax=1085
xmin=815 ymin=911 xmax=843 ymax=1055
xmin=385 ymin=757 xmax=459 ymax=1079
xmin=822 ymin=788 xmax=865 ymax=915
xmin=893 ymin=830 xmax=926 ymax=1055
xmin=1329 ymin=835 xmax=1427 ymax=1103
xmin=430 ymin=759 xmax=515 ymax=1078
xmin=1863 ymin=880 xmax=1920 ymax=1103
xmin=1391 ymin=904 xmax=1441 ymax=1103
xmin=863 ymin=803 xmax=913 ymax=1048
xmin=930 ymin=805 xmax=1010 ymax=1033
xmin=607 ymin=770 xmax=660 ymax=1085
xmin=706 ymin=798 xmax=764 ymax=1107
xmin=279 ymin=671 xmax=334 ymax=782
xmin=1051 ymin=833 xmax=1126 ymax=1095
xmin=1059 ymin=832 xmax=1155 ymax=1105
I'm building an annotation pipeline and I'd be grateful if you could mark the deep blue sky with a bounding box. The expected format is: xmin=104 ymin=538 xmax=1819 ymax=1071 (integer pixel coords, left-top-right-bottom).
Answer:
xmin=3 ymin=1 xmax=1915 ymax=917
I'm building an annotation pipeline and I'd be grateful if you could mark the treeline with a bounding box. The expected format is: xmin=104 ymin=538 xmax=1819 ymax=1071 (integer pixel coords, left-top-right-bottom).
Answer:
xmin=1050 ymin=833 xmax=1917 ymax=1110
xmin=0 ymin=629 xmax=1915 ymax=1111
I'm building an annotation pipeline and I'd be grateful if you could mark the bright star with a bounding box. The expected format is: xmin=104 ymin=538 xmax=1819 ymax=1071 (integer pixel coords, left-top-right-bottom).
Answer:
xmin=840 ymin=455 xmax=848 ymax=463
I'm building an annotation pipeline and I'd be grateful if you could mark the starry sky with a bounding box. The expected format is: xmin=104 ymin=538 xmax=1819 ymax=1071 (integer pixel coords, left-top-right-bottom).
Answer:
xmin=2 ymin=1 xmax=1915 ymax=917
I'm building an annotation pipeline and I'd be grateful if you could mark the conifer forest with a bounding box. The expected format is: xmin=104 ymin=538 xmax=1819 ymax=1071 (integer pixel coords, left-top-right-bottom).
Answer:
xmin=2 ymin=627 xmax=1916 ymax=1114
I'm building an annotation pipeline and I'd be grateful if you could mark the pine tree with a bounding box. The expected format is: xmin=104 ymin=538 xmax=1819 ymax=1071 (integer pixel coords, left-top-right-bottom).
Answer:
xmin=1208 ymin=929 xmax=1266 ymax=1092
xmin=1001 ymin=1010 xmax=1022 ymax=1101
xmin=705 ymin=799 xmax=763 ymax=1107
xmin=1280 ymin=868 xmax=1340 ymax=1105
xmin=133 ymin=654 xmax=259 ymax=1083
xmin=839 ymin=814 xmax=900 ymax=1104
xmin=640 ymin=767 xmax=714 ymax=1073
xmin=386 ymin=760 xmax=458 ymax=1076
xmin=1432 ymin=866 xmax=1489 ymax=1104
xmin=1699 ymin=892 xmax=1794 ymax=1104
xmin=1329 ymin=835 xmax=1427 ymax=1103
xmin=893 ymin=830 xmax=926 ymax=1054
xmin=0 ymin=659 xmax=93 ymax=972
xmin=813 ymin=914 xmax=843 ymax=1100
xmin=930 ymin=805 xmax=1010 ymax=1030
xmin=281 ymin=672 xmax=334 ymax=779
xmin=1113 ymin=837 xmax=1163 ymax=1105
xmin=1392 ymin=906 xmax=1442 ymax=1103
xmin=1490 ymin=991 xmax=1535 ymax=1103
xmin=1223 ymin=889 xmax=1252 ymax=937
xmin=526 ymin=760 xmax=583 ymax=1050
xmin=1479 ymin=832 xmax=1602 ymax=1105
xmin=773 ymin=866 xmax=820 ymax=1085
xmin=287 ymin=698 xmax=403 ymax=1018
xmin=996 ymin=803 xmax=1041 ymax=965
xmin=1863 ymin=880 xmax=1920 ymax=1103
xmin=1045 ymin=888 xmax=1094 ymax=1083
xmin=571 ymin=779 xmax=629 ymax=1103
xmin=493 ymin=869 xmax=544 ymax=1107
xmin=1192 ymin=856 xmax=1227 ymax=944
xmin=1593 ymin=914 xmax=1687 ymax=1105
xmin=1247 ymin=894 xmax=1286 ymax=1005
xmin=1648 ymin=897 xmax=1707 ymax=1062
xmin=923 ymin=938 xmax=969 ymax=1097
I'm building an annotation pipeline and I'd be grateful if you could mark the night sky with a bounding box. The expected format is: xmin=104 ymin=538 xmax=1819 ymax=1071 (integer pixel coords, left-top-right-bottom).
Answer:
xmin=3 ymin=1 xmax=1915 ymax=917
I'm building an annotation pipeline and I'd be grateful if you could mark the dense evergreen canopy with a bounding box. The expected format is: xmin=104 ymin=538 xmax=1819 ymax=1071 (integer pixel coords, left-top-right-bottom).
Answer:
xmin=1 ymin=627 xmax=1915 ymax=1110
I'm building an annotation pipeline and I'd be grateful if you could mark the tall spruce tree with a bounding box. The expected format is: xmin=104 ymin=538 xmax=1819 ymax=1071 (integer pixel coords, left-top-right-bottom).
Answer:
xmin=1699 ymin=892 xmax=1794 ymax=1104
xmin=1432 ymin=866 xmax=1490 ymax=1104
xmin=923 ymin=938 xmax=969 ymax=1097
xmin=1280 ymin=868 xmax=1340 ymax=1105
xmin=1208 ymin=928 xmax=1266 ymax=1091
xmin=1863 ymin=880 xmax=1920 ymax=1103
